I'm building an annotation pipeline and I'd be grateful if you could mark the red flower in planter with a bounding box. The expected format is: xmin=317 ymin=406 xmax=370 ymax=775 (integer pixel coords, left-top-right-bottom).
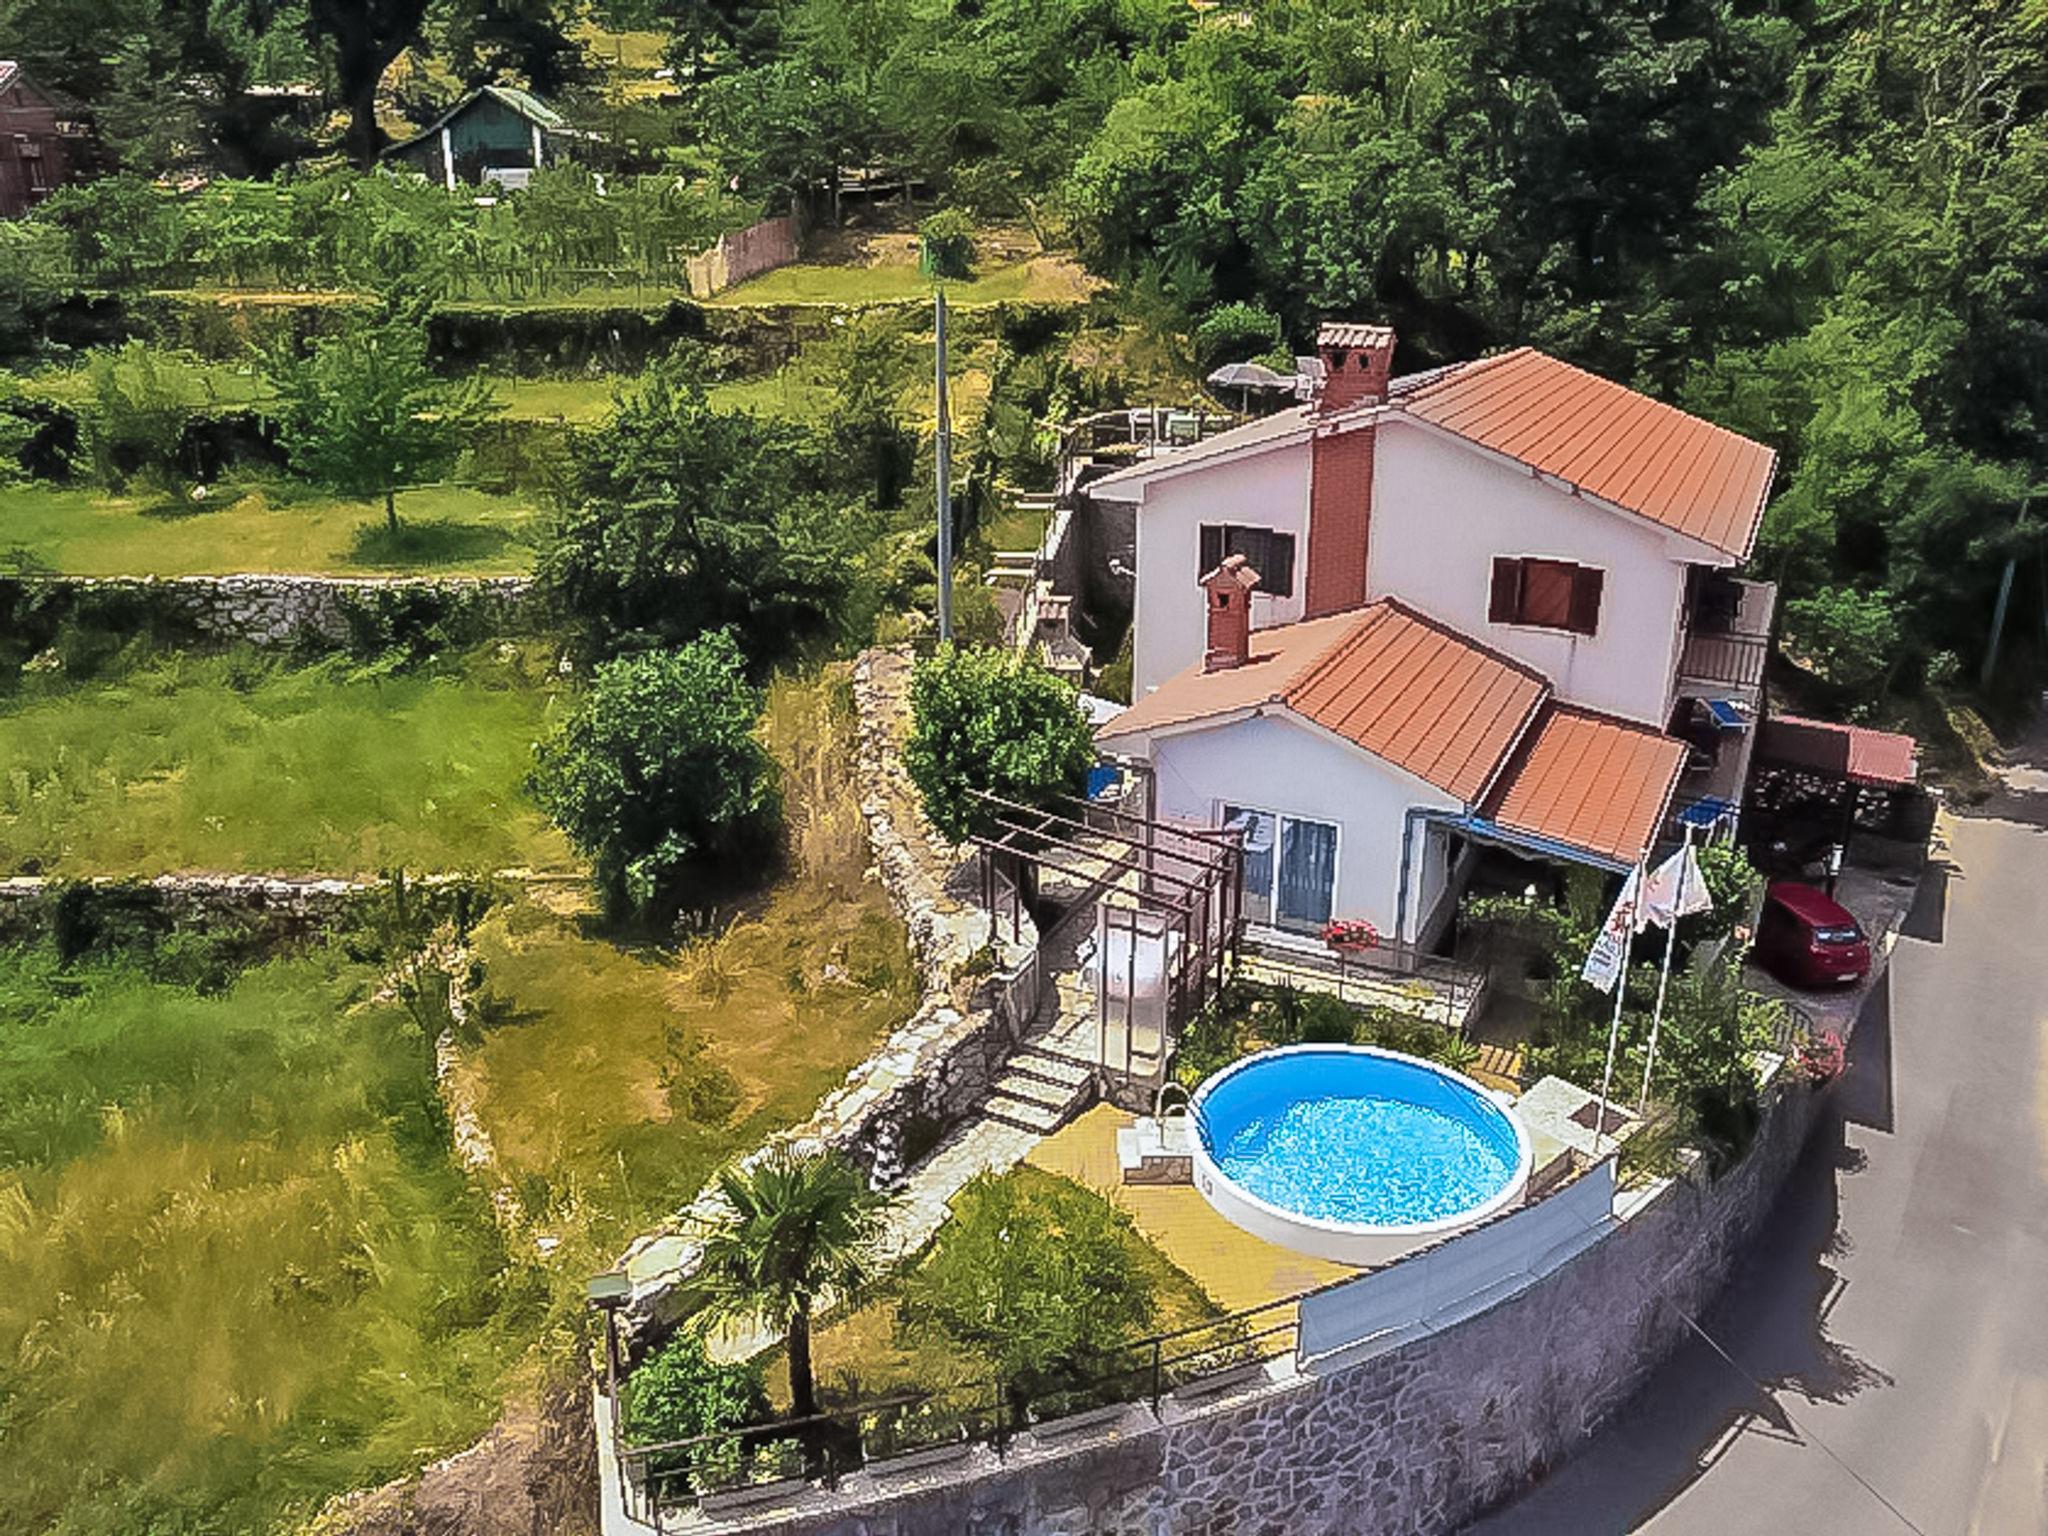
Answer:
xmin=1321 ymin=919 xmax=1380 ymax=952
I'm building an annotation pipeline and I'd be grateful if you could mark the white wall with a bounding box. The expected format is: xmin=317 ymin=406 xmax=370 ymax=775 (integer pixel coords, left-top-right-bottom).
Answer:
xmin=1147 ymin=711 xmax=1459 ymax=939
xmin=1131 ymin=442 xmax=1311 ymax=695
xmin=1369 ymin=419 xmax=1699 ymax=727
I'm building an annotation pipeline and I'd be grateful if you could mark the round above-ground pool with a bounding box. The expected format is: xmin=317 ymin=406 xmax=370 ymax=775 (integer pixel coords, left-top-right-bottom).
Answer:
xmin=1189 ymin=1045 xmax=1533 ymax=1265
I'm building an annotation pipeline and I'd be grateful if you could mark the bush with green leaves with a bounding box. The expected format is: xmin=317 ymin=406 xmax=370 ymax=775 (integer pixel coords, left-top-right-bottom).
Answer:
xmin=528 ymin=631 xmax=780 ymax=921
xmin=78 ymin=342 xmax=213 ymax=490
xmin=896 ymin=1169 xmax=1159 ymax=1411
xmin=1193 ymin=302 xmax=1287 ymax=372
xmin=904 ymin=644 xmax=1094 ymax=843
xmin=918 ymin=209 xmax=977 ymax=279
xmin=624 ymin=1330 xmax=771 ymax=1491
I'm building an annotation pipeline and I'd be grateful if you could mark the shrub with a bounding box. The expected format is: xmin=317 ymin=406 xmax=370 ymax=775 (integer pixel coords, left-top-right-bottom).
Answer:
xmin=528 ymin=632 xmax=780 ymax=921
xmin=78 ymin=341 xmax=205 ymax=490
xmin=624 ymin=1331 xmax=770 ymax=1491
xmin=904 ymin=644 xmax=1094 ymax=843
xmin=896 ymin=1170 xmax=1158 ymax=1411
xmin=1781 ymin=585 xmax=1903 ymax=715
xmin=918 ymin=209 xmax=977 ymax=279
xmin=1192 ymin=301 xmax=1285 ymax=372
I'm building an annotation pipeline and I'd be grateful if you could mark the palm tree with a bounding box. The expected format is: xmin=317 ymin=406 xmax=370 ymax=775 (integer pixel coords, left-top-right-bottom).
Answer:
xmin=694 ymin=1146 xmax=891 ymax=1428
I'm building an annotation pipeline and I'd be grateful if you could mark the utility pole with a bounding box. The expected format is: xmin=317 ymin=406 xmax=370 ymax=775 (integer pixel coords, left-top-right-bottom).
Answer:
xmin=934 ymin=286 xmax=953 ymax=643
xmin=1980 ymin=496 xmax=2031 ymax=694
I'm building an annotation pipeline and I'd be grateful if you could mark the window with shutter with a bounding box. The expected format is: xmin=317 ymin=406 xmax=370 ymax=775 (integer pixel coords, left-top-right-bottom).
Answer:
xmin=1489 ymin=556 xmax=1604 ymax=635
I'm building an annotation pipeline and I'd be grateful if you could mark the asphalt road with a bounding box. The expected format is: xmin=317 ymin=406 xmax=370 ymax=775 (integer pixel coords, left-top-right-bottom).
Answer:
xmin=1465 ymin=756 xmax=2048 ymax=1534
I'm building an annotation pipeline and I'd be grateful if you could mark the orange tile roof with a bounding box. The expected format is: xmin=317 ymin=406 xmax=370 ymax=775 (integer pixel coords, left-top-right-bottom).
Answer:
xmin=1399 ymin=348 xmax=1777 ymax=560
xmin=1758 ymin=715 xmax=1917 ymax=788
xmin=1097 ymin=601 xmax=1549 ymax=802
xmin=1482 ymin=703 xmax=1688 ymax=866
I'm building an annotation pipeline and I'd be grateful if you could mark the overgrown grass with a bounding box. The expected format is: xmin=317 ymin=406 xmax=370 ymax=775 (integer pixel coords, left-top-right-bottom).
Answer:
xmin=0 ymin=480 xmax=541 ymax=576
xmin=0 ymin=646 xmax=574 ymax=877
xmin=0 ymin=944 xmax=542 ymax=1536
xmin=705 ymin=254 xmax=1096 ymax=309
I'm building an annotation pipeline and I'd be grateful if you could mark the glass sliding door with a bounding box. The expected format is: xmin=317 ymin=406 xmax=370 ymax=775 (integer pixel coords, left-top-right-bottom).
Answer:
xmin=1276 ymin=816 xmax=1338 ymax=929
xmin=1223 ymin=805 xmax=1337 ymax=932
xmin=1222 ymin=806 xmax=1276 ymax=925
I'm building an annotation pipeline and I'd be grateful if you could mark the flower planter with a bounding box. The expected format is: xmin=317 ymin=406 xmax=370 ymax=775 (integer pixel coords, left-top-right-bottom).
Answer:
xmin=866 ymin=1438 xmax=976 ymax=1479
xmin=1027 ymin=1401 xmax=1135 ymax=1442
xmin=697 ymin=1474 xmax=812 ymax=1517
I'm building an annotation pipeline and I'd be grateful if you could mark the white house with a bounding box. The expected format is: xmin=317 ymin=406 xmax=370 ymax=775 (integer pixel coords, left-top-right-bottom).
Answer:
xmin=1092 ymin=323 xmax=1780 ymax=948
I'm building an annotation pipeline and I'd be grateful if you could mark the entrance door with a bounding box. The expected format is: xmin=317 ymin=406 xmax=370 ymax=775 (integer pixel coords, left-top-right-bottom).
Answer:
xmin=1223 ymin=806 xmax=1276 ymax=925
xmin=1276 ymin=816 xmax=1338 ymax=929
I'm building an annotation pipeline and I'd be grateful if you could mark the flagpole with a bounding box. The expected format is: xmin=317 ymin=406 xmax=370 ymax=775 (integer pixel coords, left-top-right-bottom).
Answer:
xmin=1638 ymin=824 xmax=1694 ymax=1112
xmin=1593 ymin=859 xmax=1642 ymax=1154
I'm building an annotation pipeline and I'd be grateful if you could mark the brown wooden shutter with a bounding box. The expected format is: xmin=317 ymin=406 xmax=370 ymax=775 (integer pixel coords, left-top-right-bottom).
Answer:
xmin=1488 ymin=557 xmax=1523 ymax=623
xmin=1569 ymin=565 xmax=1605 ymax=636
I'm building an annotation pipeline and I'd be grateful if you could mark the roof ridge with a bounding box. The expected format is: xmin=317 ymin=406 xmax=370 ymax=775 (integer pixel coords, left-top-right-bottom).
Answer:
xmin=1396 ymin=346 xmax=1533 ymax=406
xmin=1274 ymin=604 xmax=1390 ymax=707
xmin=1370 ymin=596 xmax=1552 ymax=689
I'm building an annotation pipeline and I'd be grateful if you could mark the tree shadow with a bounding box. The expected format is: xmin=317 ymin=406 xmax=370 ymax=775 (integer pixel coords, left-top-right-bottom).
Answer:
xmin=348 ymin=519 xmax=520 ymax=569
xmin=1461 ymin=1083 xmax=1893 ymax=1534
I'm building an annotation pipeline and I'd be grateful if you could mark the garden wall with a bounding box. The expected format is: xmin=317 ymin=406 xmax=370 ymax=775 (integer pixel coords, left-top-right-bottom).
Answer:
xmin=696 ymin=1074 xmax=1829 ymax=1536
xmin=685 ymin=215 xmax=802 ymax=299
xmin=0 ymin=874 xmax=367 ymax=947
xmin=5 ymin=574 xmax=535 ymax=648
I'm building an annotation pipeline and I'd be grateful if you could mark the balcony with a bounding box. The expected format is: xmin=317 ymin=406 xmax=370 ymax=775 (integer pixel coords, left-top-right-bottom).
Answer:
xmin=1676 ymin=575 xmax=1776 ymax=697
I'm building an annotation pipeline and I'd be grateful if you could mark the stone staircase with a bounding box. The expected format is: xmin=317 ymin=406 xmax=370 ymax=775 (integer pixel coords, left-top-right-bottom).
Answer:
xmin=983 ymin=903 xmax=1104 ymax=1134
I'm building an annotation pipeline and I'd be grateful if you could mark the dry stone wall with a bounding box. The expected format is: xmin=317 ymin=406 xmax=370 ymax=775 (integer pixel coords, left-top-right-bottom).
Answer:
xmin=0 ymin=874 xmax=368 ymax=946
xmin=708 ymin=1075 xmax=1829 ymax=1536
xmin=19 ymin=574 xmax=534 ymax=647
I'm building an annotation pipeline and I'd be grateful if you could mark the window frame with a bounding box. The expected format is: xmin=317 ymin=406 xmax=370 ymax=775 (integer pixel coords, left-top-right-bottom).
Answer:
xmin=1199 ymin=522 xmax=1298 ymax=599
xmin=1219 ymin=801 xmax=1341 ymax=932
xmin=1488 ymin=555 xmax=1605 ymax=637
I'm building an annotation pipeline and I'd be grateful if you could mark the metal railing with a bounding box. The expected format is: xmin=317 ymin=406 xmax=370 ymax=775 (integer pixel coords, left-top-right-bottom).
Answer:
xmin=1236 ymin=930 xmax=1489 ymax=1032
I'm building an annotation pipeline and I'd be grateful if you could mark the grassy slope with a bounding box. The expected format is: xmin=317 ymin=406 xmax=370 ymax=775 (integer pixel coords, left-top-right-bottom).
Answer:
xmin=0 ymin=482 xmax=541 ymax=577
xmin=0 ymin=946 xmax=535 ymax=1536
xmin=0 ymin=648 xmax=574 ymax=877
xmin=0 ymin=670 xmax=917 ymax=1535
xmin=705 ymin=253 xmax=1094 ymax=309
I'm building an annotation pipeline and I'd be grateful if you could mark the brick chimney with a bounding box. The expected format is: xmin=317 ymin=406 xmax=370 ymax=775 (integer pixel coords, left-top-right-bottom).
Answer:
xmin=1314 ymin=322 xmax=1395 ymax=414
xmin=1305 ymin=322 xmax=1394 ymax=617
xmin=1201 ymin=554 xmax=1261 ymax=671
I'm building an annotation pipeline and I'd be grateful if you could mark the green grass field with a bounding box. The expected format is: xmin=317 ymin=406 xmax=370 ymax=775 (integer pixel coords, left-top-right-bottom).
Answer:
xmin=0 ymin=481 xmax=542 ymax=577
xmin=0 ymin=648 xmax=574 ymax=877
xmin=0 ymin=944 xmax=537 ymax=1536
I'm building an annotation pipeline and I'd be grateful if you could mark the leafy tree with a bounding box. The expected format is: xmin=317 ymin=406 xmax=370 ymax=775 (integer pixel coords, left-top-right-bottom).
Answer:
xmin=537 ymin=355 xmax=852 ymax=667
xmin=434 ymin=0 xmax=590 ymax=96
xmin=816 ymin=311 xmax=916 ymax=508
xmin=918 ymin=208 xmax=976 ymax=279
xmin=265 ymin=315 xmax=500 ymax=531
xmin=904 ymin=644 xmax=1095 ymax=843
xmin=1781 ymin=586 xmax=1904 ymax=714
xmin=693 ymin=1147 xmax=889 ymax=1428
xmin=78 ymin=342 xmax=214 ymax=490
xmin=896 ymin=1170 xmax=1157 ymax=1410
xmin=305 ymin=0 xmax=438 ymax=168
xmin=528 ymin=631 xmax=780 ymax=921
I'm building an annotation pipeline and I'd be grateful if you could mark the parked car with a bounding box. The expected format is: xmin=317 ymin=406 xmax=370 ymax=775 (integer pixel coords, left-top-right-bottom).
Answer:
xmin=1753 ymin=881 xmax=1871 ymax=989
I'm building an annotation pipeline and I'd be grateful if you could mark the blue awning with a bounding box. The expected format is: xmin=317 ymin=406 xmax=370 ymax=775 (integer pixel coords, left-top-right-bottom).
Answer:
xmin=1086 ymin=764 xmax=1123 ymax=800
xmin=1704 ymin=698 xmax=1747 ymax=729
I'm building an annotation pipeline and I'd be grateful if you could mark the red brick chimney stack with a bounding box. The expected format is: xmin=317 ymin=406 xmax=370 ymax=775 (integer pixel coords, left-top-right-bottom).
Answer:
xmin=1315 ymin=322 xmax=1396 ymax=414
xmin=1200 ymin=554 xmax=1261 ymax=672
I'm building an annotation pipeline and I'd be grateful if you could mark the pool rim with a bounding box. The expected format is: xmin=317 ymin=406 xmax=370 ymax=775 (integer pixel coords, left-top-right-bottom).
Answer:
xmin=1188 ymin=1043 xmax=1535 ymax=1243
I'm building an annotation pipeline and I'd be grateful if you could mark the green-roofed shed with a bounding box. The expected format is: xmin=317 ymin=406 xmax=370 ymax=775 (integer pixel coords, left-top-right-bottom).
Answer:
xmin=384 ymin=85 xmax=570 ymax=189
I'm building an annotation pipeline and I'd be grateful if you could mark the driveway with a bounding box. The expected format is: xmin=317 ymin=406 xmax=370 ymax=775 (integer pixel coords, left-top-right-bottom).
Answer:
xmin=1464 ymin=743 xmax=2048 ymax=1534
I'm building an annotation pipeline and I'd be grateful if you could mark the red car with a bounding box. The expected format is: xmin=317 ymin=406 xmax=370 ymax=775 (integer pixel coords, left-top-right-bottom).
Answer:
xmin=1753 ymin=881 xmax=1871 ymax=989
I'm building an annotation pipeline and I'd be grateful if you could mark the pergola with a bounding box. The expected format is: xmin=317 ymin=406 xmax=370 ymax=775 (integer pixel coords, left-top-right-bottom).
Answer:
xmin=969 ymin=789 xmax=1244 ymax=1091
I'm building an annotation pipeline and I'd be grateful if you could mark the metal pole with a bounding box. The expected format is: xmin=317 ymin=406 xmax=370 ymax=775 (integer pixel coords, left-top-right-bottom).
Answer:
xmin=1980 ymin=497 xmax=2029 ymax=693
xmin=1638 ymin=824 xmax=1693 ymax=1112
xmin=1593 ymin=861 xmax=1641 ymax=1152
xmin=935 ymin=287 xmax=954 ymax=642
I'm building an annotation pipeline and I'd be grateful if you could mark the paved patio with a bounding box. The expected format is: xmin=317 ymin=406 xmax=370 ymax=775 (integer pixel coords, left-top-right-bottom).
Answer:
xmin=1026 ymin=1103 xmax=1354 ymax=1314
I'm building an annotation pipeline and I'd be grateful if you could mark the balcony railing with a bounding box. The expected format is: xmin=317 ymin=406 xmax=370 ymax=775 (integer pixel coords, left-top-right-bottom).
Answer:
xmin=1676 ymin=575 xmax=1776 ymax=694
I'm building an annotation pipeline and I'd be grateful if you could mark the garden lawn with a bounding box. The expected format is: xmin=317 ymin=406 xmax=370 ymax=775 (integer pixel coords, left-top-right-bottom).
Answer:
xmin=0 ymin=944 xmax=540 ymax=1536
xmin=0 ymin=481 xmax=541 ymax=576
xmin=0 ymin=648 xmax=574 ymax=877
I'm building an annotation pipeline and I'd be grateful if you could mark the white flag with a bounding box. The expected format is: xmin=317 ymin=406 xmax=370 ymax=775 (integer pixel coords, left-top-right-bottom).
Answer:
xmin=1581 ymin=865 xmax=1644 ymax=994
xmin=1641 ymin=844 xmax=1714 ymax=930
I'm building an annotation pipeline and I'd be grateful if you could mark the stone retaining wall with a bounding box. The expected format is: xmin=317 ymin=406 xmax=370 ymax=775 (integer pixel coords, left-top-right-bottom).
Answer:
xmin=614 ymin=646 xmax=1037 ymax=1349
xmin=708 ymin=1074 xmax=1829 ymax=1536
xmin=0 ymin=873 xmax=368 ymax=946
xmin=13 ymin=574 xmax=534 ymax=647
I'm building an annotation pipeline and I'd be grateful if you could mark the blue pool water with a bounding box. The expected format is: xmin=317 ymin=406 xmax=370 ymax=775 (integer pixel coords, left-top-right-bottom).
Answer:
xmin=1196 ymin=1047 xmax=1522 ymax=1227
